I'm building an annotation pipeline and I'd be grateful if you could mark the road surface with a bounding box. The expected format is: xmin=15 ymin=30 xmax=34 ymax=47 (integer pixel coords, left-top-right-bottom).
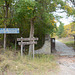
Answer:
xmin=55 ymin=40 xmax=75 ymax=56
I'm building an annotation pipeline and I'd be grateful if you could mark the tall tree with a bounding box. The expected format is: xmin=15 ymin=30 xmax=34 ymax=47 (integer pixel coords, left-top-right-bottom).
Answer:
xmin=57 ymin=22 xmax=64 ymax=38
xmin=13 ymin=0 xmax=74 ymax=54
xmin=0 ymin=0 xmax=74 ymax=54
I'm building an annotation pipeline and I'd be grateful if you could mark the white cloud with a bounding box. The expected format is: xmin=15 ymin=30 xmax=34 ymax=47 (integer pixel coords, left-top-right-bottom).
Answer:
xmin=53 ymin=0 xmax=75 ymax=27
xmin=53 ymin=9 xmax=74 ymax=26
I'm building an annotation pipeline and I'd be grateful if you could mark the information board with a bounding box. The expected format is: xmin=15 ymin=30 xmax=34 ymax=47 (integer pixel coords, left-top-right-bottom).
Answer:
xmin=0 ymin=28 xmax=19 ymax=34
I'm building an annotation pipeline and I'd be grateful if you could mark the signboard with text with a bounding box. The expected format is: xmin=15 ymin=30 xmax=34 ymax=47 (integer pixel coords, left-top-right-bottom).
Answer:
xmin=0 ymin=28 xmax=19 ymax=34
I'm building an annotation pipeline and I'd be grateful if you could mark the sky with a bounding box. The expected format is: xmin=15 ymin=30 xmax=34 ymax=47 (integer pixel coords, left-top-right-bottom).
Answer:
xmin=53 ymin=0 xmax=74 ymax=27
xmin=54 ymin=9 xmax=74 ymax=26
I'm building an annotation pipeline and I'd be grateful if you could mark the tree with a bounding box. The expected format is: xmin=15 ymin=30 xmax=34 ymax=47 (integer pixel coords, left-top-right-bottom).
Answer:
xmin=57 ymin=22 xmax=64 ymax=38
xmin=8 ymin=0 xmax=74 ymax=54
xmin=64 ymin=22 xmax=75 ymax=37
xmin=13 ymin=0 xmax=58 ymax=55
xmin=0 ymin=0 xmax=74 ymax=55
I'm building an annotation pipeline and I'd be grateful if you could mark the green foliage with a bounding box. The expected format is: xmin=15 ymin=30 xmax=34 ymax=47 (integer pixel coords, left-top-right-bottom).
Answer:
xmin=57 ymin=22 xmax=65 ymax=38
xmin=71 ymin=22 xmax=75 ymax=32
xmin=14 ymin=0 xmax=57 ymax=33
xmin=0 ymin=0 xmax=74 ymax=49
xmin=9 ymin=0 xmax=57 ymax=49
xmin=63 ymin=22 xmax=75 ymax=37
xmin=58 ymin=37 xmax=75 ymax=49
xmin=0 ymin=0 xmax=14 ymax=6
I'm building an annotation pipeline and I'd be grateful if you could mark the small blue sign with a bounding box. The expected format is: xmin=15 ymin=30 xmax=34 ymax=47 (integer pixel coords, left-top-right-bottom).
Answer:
xmin=0 ymin=28 xmax=19 ymax=34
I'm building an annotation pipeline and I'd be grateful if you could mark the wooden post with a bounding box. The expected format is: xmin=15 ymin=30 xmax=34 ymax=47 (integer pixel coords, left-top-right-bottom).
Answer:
xmin=23 ymin=46 xmax=25 ymax=53
xmin=74 ymin=36 xmax=75 ymax=47
xmin=29 ymin=19 xmax=34 ymax=55
xmin=33 ymin=44 xmax=34 ymax=59
xmin=15 ymin=40 xmax=16 ymax=51
xmin=21 ymin=37 xmax=23 ymax=56
xmin=33 ymin=38 xmax=34 ymax=59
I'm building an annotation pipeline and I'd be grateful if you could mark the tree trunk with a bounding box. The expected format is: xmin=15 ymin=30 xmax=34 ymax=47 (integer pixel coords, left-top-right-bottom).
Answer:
xmin=29 ymin=19 xmax=34 ymax=55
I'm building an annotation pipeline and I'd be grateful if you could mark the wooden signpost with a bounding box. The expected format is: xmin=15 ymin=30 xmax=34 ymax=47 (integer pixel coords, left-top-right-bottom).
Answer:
xmin=17 ymin=37 xmax=38 ymax=58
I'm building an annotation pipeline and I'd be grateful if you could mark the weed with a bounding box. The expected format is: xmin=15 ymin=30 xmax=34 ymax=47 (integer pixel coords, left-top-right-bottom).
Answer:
xmin=0 ymin=49 xmax=58 ymax=75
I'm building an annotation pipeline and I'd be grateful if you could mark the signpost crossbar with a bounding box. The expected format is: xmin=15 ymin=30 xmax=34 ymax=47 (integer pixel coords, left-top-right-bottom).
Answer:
xmin=18 ymin=42 xmax=37 ymax=45
xmin=17 ymin=38 xmax=38 ymax=41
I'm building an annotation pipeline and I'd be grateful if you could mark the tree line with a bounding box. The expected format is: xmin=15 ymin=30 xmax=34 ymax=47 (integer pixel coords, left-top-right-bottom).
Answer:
xmin=0 ymin=0 xmax=74 ymax=51
xmin=56 ymin=22 xmax=75 ymax=38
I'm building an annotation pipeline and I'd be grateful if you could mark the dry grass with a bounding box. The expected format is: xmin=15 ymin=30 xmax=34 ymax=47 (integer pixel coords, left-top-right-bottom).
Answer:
xmin=57 ymin=37 xmax=74 ymax=43
xmin=0 ymin=49 xmax=58 ymax=75
xmin=57 ymin=37 xmax=75 ymax=49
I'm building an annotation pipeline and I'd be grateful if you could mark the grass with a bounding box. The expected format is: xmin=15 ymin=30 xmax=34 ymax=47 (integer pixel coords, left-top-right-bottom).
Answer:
xmin=64 ymin=41 xmax=75 ymax=49
xmin=57 ymin=37 xmax=74 ymax=43
xmin=57 ymin=37 xmax=75 ymax=49
xmin=0 ymin=49 xmax=58 ymax=75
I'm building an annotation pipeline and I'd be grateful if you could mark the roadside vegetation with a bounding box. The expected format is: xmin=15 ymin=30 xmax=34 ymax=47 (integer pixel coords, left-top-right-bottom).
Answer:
xmin=56 ymin=22 xmax=75 ymax=50
xmin=0 ymin=49 xmax=58 ymax=75
xmin=56 ymin=22 xmax=75 ymax=38
xmin=57 ymin=37 xmax=75 ymax=49
xmin=0 ymin=0 xmax=74 ymax=50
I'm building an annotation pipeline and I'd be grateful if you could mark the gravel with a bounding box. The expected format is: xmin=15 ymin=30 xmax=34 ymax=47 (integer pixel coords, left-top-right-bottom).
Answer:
xmin=55 ymin=40 xmax=75 ymax=56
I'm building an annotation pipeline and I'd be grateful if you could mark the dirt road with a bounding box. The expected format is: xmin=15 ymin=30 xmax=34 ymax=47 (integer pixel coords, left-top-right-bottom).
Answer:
xmin=55 ymin=40 xmax=75 ymax=56
xmin=55 ymin=40 xmax=75 ymax=75
xmin=56 ymin=56 xmax=75 ymax=75
xmin=35 ymin=40 xmax=75 ymax=75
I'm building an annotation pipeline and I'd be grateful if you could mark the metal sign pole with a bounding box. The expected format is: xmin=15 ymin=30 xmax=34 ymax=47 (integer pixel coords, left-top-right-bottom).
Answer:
xmin=4 ymin=27 xmax=6 ymax=50
xmin=4 ymin=33 xmax=6 ymax=50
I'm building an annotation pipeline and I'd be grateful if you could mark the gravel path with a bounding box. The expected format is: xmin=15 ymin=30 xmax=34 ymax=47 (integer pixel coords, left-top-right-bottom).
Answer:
xmin=55 ymin=40 xmax=75 ymax=56
xmin=55 ymin=40 xmax=75 ymax=75
xmin=57 ymin=56 xmax=75 ymax=75
xmin=35 ymin=40 xmax=75 ymax=75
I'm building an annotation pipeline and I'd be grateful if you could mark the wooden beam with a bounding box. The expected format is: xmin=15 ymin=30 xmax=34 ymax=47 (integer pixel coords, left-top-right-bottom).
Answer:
xmin=17 ymin=38 xmax=38 ymax=41
xmin=18 ymin=41 xmax=37 ymax=45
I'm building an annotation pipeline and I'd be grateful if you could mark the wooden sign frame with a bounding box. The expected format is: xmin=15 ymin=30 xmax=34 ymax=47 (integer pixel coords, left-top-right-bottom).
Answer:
xmin=17 ymin=38 xmax=38 ymax=41
xmin=17 ymin=37 xmax=38 ymax=58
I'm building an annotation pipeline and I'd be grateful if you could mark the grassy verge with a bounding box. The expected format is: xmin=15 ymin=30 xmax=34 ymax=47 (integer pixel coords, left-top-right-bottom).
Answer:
xmin=0 ymin=49 xmax=58 ymax=75
xmin=64 ymin=41 xmax=75 ymax=49
xmin=57 ymin=37 xmax=75 ymax=49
